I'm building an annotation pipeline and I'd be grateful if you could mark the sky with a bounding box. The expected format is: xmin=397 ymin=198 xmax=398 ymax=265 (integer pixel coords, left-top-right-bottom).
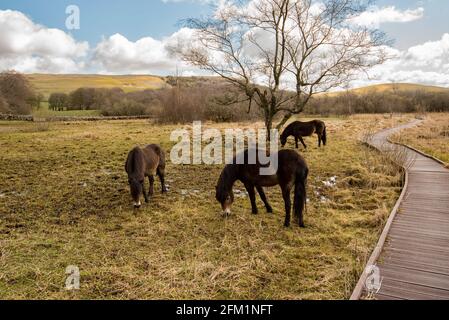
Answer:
xmin=0 ymin=0 xmax=448 ymax=88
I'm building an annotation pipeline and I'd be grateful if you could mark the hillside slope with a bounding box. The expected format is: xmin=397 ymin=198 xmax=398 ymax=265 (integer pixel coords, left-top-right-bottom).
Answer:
xmin=327 ymin=83 xmax=449 ymax=96
xmin=27 ymin=74 xmax=169 ymax=96
xmin=26 ymin=74 xmax=449 ymax=98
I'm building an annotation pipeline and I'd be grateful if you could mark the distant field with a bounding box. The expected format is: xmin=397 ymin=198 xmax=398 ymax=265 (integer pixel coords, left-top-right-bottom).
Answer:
xmin=391 ymin=113 xmax=449 ymax=166
xmin=32 ymin=102 xmax=101 ymax=118
xmin=326 ymin=83 xmax=449 ymax=97
xmin=26 ymin=74 xmax=169 ymax=97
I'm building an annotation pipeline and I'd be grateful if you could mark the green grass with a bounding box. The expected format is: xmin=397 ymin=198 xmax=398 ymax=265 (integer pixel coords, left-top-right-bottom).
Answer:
xmin=27 ymin=74 xmax=169 ymax=97
xmin=33 ymin=102 xmax=101 ymax=118
xmin=0 ymin=115 xmax=413 ymax=299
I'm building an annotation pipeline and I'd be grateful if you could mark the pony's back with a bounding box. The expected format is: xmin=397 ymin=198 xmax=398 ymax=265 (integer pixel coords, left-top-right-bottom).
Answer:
xmin=125 ymin=147 xmax=144 ymax=175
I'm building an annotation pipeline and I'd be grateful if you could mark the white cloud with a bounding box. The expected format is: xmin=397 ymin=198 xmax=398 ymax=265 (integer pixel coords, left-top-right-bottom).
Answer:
xmin=352 ymin=34 xmax=449 ymax=88
xmin=0 ymin=7 xmax=447 ymax=88
xmin=92 ymin=3 xmax=448 ymax=88
xmin=348 ymin=6 xmax=424 ymax=28
xmin=0 ymin=10 xmax=88 ymax=73
xmin=92 ymin=28 xmax=201 ymax=75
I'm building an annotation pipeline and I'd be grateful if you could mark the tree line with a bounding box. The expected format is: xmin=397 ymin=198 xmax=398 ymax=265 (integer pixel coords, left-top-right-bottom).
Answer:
xmin=306 ymin=90 xmax=449 ymax=115
xmin=48 ymin=77 xmax=262 ymax=121
xmin=1 ymin=71 xmax=448 ymax=120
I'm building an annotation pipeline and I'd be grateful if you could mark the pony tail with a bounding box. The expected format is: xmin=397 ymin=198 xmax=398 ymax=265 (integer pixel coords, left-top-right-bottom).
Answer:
xmin=322 ymin=125 xmax=327 ymax=146
xmin=294 ymin=167 xmax=308 ymax=228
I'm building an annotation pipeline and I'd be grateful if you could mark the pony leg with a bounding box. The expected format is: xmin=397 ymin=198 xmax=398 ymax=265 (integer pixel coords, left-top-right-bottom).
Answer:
xmin=244 ymin=182 xmax=258 ymax=214
xmin=318 ymin=134 xmax=322 ymax=148
xmin=142 ymin=181 xmax=149 ymax=203
xmin=299 ymin=137 xmax=307 ymax=149
xmin=148 ymin=175 xmax=155 ymax=197
xmin=256 ymin=185 xmax=273 ymax=213
xmin=281 ymin=186 xmax=292 ymax=227
xmin=157 ymin=167 xmax=168 ymax=193
xmin=295 ymin=137 xmax=299 ymax=149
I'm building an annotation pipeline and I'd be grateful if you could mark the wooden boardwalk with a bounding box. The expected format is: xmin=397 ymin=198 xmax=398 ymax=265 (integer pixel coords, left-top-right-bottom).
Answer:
xmin=351 ymin=120 xmax=449 ymax=300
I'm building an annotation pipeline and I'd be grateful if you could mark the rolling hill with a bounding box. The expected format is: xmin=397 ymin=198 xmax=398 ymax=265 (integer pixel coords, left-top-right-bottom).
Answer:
xmin=327 ymin=83 xmax=449 ymax=96
xmin=26 ymin=74 xmax=169 ymax=97
xmin=26 ymin=74 xmax=449 ymax=98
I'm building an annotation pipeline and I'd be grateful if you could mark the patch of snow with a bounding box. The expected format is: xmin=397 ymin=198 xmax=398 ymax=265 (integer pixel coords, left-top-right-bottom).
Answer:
xmin=323 ymin=176 xmax=338 ymax=188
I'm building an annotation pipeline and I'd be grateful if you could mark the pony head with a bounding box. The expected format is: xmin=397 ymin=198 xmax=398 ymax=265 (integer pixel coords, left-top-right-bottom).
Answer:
xmin=128 ymin=177 xmax=143 ymax=208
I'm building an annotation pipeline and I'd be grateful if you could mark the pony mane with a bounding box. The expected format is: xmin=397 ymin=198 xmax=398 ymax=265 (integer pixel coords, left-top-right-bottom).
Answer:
xmin=281 ymin=122 xmax=296 ymax=138
xmin=127 ymin=147 xmax=144 ymax=175
xmin=216 ymin=165 xmax=237 ymax=200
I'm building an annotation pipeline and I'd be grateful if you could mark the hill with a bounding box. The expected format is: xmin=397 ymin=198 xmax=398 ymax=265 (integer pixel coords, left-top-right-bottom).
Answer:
xmin=327 ymin=83 xmax=449 ymax=97
xmin=26 ymin=74 xmax=169 ymax=97
xmin=25 ymin=74 xmax=449 ymax=99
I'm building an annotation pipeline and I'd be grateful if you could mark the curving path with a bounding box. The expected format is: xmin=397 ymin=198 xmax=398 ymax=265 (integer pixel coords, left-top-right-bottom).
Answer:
xmin=351 ymin=119 xmax=449 ymax=300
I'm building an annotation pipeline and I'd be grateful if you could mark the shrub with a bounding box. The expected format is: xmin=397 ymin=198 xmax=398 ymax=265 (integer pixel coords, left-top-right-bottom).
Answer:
xmin=100 ymin=98 xmax=150 ymax=116
xmin=158 ymin=87 xmax=206 ymax=123
xmin=0 ymin=71 xmax=35 ymax=115
xmin=157 ymin=80 xmax=262 ymax=123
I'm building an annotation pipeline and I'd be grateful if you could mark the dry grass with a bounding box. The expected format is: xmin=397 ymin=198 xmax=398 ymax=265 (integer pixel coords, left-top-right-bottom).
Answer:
xmin=324 ymin=83 xmax=449 ymax=97
xmin=0 ymin=114 xmax=412 ymax=299
xmin=391 ymin=113 xmax=449 ymax=166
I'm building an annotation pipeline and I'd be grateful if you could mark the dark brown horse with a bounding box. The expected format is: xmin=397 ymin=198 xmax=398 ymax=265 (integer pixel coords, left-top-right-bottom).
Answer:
xmin=215 ymin=149 xmax=309 ymax=227
xmin=125 ymin=144 xmax=167 ymax=208
xmin=281 ymin=120 xmax=327 ymax=149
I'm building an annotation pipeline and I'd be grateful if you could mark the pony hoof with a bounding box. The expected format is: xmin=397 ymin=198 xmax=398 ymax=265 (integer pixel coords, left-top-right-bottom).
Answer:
xmin=300 ymin=224 xmax=306 ymax=228
xmin=284 ymin=223 xmax=290 ymax=228
xmin=267 ymin=208 xmax=273 ymax=214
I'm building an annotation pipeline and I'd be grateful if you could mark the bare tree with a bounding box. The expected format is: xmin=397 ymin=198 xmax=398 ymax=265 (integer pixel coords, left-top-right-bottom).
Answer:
xmin=172 ymin=0 xmax=388 ymax=136
xmin=0 ymin=71 xmax=35 ymax=115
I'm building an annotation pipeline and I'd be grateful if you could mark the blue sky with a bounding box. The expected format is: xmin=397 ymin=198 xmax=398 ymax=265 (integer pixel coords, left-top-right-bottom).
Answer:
xmin=0 ymin=0 xmax=213 ymax=43
xmin=0 ymin=0 xmax=448 ymax=87
xmin=1 ymin=0 xmax=446 ymax=48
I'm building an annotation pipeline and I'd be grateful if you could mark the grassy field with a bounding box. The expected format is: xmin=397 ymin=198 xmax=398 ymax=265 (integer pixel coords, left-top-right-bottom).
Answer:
xmin=391 ymin=113 xmax=449 ymax=166
xmin=32 ymin=102 xmax=101 ymax=118
xmin=0 ymin=114 xmax=413 ymax=299
xmin=27 ymin=74 xmax=169 ymax=97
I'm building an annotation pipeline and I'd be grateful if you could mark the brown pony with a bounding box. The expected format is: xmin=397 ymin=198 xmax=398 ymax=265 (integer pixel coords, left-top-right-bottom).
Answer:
xmin=215 ymin=149 xmax=309 ymax=227
xmin=125 ymin=144 xmax=167 ymax=208
xmin=281 ymin=120 xmax=327 ymax=149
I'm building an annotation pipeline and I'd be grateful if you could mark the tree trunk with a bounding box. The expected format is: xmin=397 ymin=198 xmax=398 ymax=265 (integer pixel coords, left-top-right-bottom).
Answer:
xmin=276 ymin=113 xmax=292 ymax=131
xmin=265 ymin=118 xmax=273 ymax=141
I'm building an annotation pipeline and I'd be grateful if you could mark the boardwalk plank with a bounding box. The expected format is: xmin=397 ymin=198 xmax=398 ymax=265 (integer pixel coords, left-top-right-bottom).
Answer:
xmin=352 ymin=120 xmax=449 ymax=301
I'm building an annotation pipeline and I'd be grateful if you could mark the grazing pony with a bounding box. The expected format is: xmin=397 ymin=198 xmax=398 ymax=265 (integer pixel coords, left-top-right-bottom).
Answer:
xmin=215 ymin=149 xmax=309 ymax=227
xmin=281 ymin=120 xmax=327 ymax=149
xmin=125 ymin=144 xmax=167 ymax=208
